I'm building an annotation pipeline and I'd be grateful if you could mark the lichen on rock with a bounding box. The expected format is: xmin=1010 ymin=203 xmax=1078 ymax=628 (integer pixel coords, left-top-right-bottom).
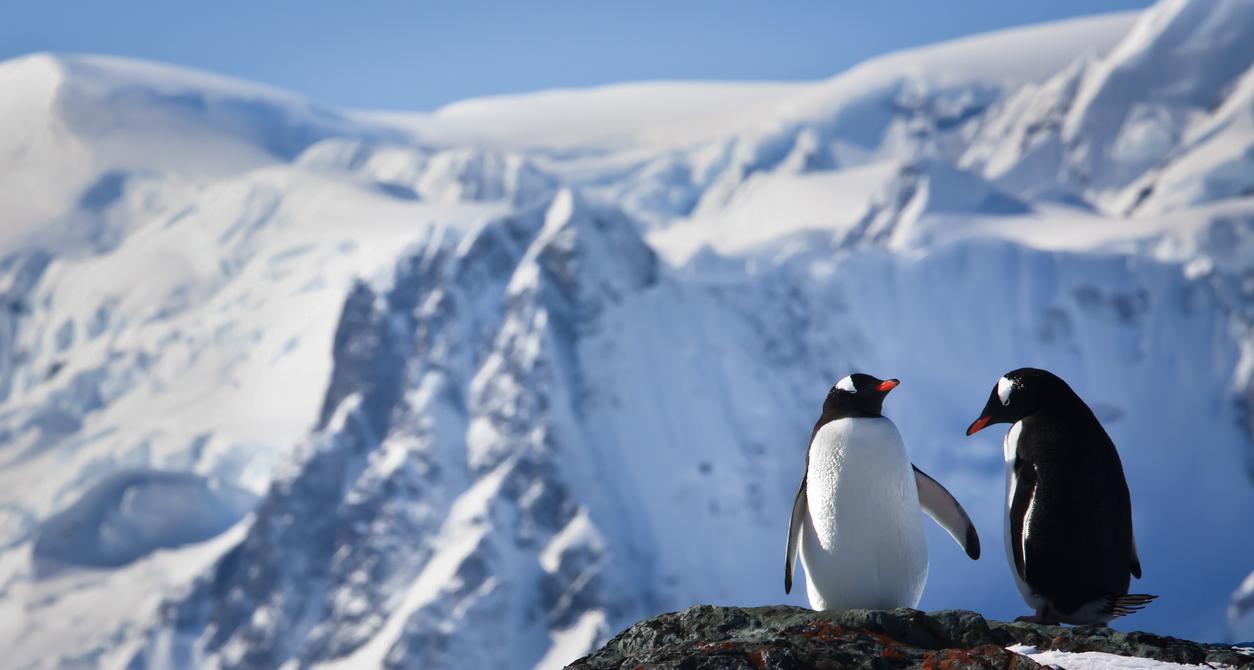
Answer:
xmin=567 ymin=605 xmax=1254 ymax=669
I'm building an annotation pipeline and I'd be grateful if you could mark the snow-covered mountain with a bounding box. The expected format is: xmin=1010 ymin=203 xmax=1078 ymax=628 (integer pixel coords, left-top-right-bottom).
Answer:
xmin=1 ymin=1 xmax=1253 ymax=667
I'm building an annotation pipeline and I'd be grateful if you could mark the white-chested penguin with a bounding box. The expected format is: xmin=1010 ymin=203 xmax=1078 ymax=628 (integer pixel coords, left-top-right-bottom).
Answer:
xmin=966 ymin=367 xmax=1156 ymax=625
xmin=784 ymin=373 xmax=981 ymax=610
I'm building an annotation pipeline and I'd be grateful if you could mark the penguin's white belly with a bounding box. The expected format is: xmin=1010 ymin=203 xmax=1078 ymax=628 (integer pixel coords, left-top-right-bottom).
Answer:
xmin=800 ymin=417 xmax=928 ymax=610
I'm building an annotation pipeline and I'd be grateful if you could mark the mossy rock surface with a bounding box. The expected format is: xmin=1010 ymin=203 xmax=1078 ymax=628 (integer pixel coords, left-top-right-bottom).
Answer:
xmin=567 ymin=605 xmax=1254 ymax=669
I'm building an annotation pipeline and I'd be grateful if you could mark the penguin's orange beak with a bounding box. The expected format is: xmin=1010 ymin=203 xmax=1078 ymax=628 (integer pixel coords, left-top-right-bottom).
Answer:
xmin=966 ymin=416 xmax=990 ymax=436
xmin=876 ymin=379 xmax=900 ymax=392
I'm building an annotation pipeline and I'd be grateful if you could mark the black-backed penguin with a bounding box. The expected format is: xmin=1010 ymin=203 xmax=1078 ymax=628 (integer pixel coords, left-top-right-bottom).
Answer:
xmin=967 ymin=368 xmax=1156 ymax=625
xmin=785 ymin=373 xmax=980 ymax=610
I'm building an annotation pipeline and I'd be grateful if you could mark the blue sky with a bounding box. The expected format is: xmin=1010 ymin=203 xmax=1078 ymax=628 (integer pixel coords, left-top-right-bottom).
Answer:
xmin=3 ymin=1 xmax=1153 ymax=111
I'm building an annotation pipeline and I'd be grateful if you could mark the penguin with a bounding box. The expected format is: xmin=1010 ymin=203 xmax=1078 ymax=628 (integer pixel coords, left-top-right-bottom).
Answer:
xmin=785 ymin=373 xmax=981 ymax=610
xmin=966 ymin=367 xmax=1156 ymax=625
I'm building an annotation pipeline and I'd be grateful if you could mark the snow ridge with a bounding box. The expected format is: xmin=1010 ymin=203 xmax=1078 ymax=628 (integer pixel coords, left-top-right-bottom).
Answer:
xmin=966 ymin=0 xmax=1254 ymax=214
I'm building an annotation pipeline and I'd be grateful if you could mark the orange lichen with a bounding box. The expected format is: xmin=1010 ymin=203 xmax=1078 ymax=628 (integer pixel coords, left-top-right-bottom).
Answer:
xmin=922 ymin=645 xmax=1028 ymax=670
xmin=923 ymin=648 xmax=981 ymax=670
xmin=796 ymin=621 xmax=853 ymax=643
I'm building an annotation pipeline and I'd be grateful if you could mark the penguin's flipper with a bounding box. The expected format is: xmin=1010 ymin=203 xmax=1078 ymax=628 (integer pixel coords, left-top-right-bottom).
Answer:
xmin=785 ymin=476 xmax=806 ymax=594
xmin=1008 ymin=458 xmax=1038 ymax=582
xmin=913 ymin=465 xmax=981 ymax=560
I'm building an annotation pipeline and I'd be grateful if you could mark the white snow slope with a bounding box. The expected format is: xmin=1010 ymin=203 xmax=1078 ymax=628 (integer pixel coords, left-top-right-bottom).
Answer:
xmin=1 ymin=3 xmax=1252 ymax=669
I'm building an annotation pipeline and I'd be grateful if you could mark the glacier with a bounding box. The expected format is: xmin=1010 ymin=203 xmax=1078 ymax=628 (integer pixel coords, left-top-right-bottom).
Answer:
xmin=1 ymin=1 xmax=1253 ymax=668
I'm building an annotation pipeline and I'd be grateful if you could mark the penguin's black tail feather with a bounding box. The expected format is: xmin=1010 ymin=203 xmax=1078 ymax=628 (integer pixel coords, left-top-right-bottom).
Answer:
xmin=1100 ymin=593 xmax=1158 ymax=618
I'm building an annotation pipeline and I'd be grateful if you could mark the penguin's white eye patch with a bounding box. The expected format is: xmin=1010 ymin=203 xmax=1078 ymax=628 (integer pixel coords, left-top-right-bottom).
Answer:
xmin=997 ymin=376 xmax=1015 ymax=406
xmin=836 ymin=376 xmax=857 ymax=393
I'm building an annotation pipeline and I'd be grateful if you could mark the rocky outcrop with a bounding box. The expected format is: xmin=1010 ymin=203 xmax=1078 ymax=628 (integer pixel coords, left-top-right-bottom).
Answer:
xmin=569 ymin=605 xmax=1254 ymax=669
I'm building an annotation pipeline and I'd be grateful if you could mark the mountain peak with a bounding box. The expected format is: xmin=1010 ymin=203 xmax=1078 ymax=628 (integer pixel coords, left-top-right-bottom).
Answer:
xmin=521 ymin=189 xmax=658 ymax=311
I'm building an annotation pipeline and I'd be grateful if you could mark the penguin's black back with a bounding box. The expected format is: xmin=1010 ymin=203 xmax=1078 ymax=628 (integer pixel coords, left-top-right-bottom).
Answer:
xmin=1012 ymin=389 xmax=1138 ymax=615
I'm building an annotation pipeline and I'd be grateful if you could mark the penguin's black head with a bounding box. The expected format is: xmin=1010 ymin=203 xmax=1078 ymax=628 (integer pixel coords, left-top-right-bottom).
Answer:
xmin=966 ymin=367 xmax=1069 ymax=435
xmin=823 ymin=373 xmax=900 ymax=419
